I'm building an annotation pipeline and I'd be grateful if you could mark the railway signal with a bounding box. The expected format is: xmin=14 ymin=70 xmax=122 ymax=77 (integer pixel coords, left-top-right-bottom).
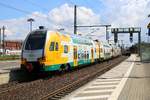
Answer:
xmin=148 ymin=28 xmax=150 ymax=36
xmin=73 ymin=5 xmax=111 ymax=40
xmin=114 ymin=33 xmax=118 ymax=43
xmin=129 ymin=33 xmax=133 ymax=42
xmin=111 ymin=27 xmax=141 ymax=57
xmin=147 ymin=23 xmax=150 ymax=36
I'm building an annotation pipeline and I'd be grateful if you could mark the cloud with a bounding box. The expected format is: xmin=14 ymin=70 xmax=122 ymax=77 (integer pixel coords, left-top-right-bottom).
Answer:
xmin=0 ymin=3 xmax=101 ymax=40
xmin=102 ymin=0 xmax=150 ymax=27
xmin=0 ymin=1 xmax=149 ymax=44
xmin=49 ymin=4 xmax=100 ymax=25
xmin=100 ymin=0 xmax=150 ymax=43
xmin=48 ymin=4 xmax=101 ymax=34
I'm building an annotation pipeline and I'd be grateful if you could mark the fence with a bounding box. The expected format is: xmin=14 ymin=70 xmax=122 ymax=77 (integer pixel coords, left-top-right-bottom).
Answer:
xmin=141 ymin=43 xmax=150 ymax=62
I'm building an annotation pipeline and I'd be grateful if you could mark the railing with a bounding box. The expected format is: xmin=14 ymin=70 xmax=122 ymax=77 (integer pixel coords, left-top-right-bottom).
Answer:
xmin=141 ymin=43 xmax=150 ymax=62
xmin=111 ymin=27 xmax=141 ymax=33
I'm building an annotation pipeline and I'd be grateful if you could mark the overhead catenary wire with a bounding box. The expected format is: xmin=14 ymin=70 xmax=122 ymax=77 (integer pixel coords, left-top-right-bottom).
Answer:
xmin=67 ymin=1 xmax=111 ymax=40
xmin=23 ymin=0 xmax=50 ymax=12
xmin=24 ymin=0 xmax=74 ymax=30
xmin=67 ymin=0 xmax=75 ymax=6
xmin=0 ymin=2 xmax=31 ymax=14
xmin=67 ymin=0 xmax=101 ymax=28
xmin=67 ymin=0 xmax=93 ymax=17
xmin=0 ymin=1 xmax=52 ymax=25
xmin=65 ymin=0 xmax=98 ymax=37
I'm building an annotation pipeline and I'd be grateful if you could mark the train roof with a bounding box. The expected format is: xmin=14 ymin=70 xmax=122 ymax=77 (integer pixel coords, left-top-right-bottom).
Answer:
xmin=31 ymin=29 xmax=94 ymax=45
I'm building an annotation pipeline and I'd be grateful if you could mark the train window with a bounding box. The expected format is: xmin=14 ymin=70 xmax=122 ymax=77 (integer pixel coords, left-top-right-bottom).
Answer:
xmin=81 ymin=53 xmax=84 ymax=59
xmin=74 ymin=48 xmax=77 ymax=59
xmin=84 ymin=51 xmax=86 ymax=59
xmin=78 ymin=54 xmax=80 ymax=59
xmin=87 ymin=51 xmax=89 ymax=59
xmin=50 ymin=42 xmax=55 ymax=51
xmin=25 ymin=31 xmax=46 ymax=50
xmin=64 ymin=45 xmax=68 ymax=53
xmin=55 ymin=42 xmax=58 ymax=51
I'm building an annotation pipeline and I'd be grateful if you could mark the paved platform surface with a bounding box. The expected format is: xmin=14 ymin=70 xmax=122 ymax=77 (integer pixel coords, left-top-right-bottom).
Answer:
xmin=118 ymin=58 xmax=150 ymax=100
xmin=0 ymin=60 xmax=20 ymax=84
xmin=0 ymin=60 xmax=20 ymax=73
xmin=62 ymin=54 xmax=150 ymax=100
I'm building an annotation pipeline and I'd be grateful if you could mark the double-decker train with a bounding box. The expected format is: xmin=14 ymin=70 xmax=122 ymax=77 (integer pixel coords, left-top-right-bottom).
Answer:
xmin=21 ymin=27 xmax=121 ymax=72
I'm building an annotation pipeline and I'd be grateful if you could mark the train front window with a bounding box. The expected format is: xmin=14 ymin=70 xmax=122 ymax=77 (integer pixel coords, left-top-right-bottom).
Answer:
xmin=25 ymin=31 xmax=46 ymax=50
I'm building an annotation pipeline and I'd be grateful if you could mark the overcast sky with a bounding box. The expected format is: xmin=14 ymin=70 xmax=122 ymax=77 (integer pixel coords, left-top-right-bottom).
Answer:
xmin=0 ymin=0 xmax=150 ymax=45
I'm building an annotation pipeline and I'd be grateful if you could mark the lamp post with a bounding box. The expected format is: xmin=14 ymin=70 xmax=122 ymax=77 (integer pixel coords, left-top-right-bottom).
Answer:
xmin=147 ymin=14 xmax=150 ymax=42
xmin=2 ymin=26 xmax=5 ymax=55
xmin=27 ymin=18 xmax=34 ymax=32
xmin=0 ymin=28 xmax=1 ymax=49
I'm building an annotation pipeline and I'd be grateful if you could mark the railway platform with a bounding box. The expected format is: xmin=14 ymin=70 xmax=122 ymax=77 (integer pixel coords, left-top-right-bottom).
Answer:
xmin=62 ymin=54 xmax=150 ymax=100
xmin=0 ymin=60 xmax=20 ymax=73
xmin=0 ymin=60 xmax=20 ymax=85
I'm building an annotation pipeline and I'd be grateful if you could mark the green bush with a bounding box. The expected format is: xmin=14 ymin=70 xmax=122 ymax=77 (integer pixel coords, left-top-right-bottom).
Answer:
xmin=0 ymin=55 xmax=20 ymax=60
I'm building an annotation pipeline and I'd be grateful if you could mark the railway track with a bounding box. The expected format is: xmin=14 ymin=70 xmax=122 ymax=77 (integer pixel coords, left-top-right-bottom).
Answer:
xmin=0 ymin=56 xmax=128 ymax=100
xmin=0 ymin=79 xmax=42 ymax=95
xmin=40 ymin=56 xmax=127 ymax=100
xmin=0 ymin=81 xmax=19 ymax=94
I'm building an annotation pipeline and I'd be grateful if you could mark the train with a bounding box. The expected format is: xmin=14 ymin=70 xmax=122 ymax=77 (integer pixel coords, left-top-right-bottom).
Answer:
xmin=21 ymin=27 xmax=121 ymax=72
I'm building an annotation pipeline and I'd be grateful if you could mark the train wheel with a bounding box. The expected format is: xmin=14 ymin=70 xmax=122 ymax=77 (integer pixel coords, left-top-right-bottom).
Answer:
xmin=58 ymin=64 xmax=65 ymax=73
xmin=65 ymin=64 xmax=71 ymax=72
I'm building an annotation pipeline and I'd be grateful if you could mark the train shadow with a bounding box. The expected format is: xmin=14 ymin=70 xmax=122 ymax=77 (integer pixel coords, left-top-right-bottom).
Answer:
xmin=8 ymin=64 xmax=95 ymax=83
xmin=7 ymin=56 xmax=127 ymax=84
xmin=8 ymin=69 xmax=48 ymax=83
xmin=8 ymin=68 xmax=67 ymax=83
xmin=126 ymin=60 xmax=141 ymax=63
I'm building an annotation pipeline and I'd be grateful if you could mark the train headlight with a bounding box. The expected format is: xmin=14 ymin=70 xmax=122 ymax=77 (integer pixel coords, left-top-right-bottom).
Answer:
xmin=38 ymin=56 xmax=46 ymax=64
xmin=21 ymin=58 xmax=27 ymax=64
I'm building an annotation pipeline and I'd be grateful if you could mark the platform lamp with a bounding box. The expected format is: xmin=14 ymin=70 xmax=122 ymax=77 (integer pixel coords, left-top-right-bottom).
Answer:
xmin=147 ymin=23 xmax=150 ymax=36
xmin=0 ymin=28 xmax=2 ymax=49
xmin=148 ymin=14 xmax=150 ymax=36
xmin=27 ymin=18 xmax=35 ymax=32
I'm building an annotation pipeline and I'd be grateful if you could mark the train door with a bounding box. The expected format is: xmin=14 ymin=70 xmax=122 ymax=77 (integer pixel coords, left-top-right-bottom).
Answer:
xmin=49 ymin=41 xmax=56 ymax=63
xmin=73 ymin=46 xmax=78 ymax=66
xmin=55 ymin=42 xmax=59 ymax=63
xmin=98 ymin=44 xmax=101 ymax=59
xmin=91 ymin=48 xmax=94 ymax=62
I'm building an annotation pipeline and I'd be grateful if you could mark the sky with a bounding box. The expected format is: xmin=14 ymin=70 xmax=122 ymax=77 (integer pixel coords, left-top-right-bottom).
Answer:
xmin=0 ymin=0 xmax=150 ymax=45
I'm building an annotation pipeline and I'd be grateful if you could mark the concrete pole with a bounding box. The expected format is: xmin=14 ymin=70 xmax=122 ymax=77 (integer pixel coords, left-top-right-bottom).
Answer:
xmin=0 ymin=28 xmax=2 ymax=49
xmin=106 ymin=26 xmax=109 ymax=40
xmin=74 ymin=5 xmax=77 ymax=35
xmin=138 ymin=32 xmax=141 ymax=58
xmin=2 ymin=26 xmax=5 ymax=55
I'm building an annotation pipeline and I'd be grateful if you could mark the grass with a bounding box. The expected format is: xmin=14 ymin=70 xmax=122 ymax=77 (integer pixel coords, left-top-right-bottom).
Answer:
xmin=0 ymin=55 xmax=20 ymax=60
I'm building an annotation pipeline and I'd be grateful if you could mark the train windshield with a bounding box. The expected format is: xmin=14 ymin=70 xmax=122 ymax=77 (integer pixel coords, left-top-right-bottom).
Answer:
xmin=25 ymin=31 xmax=46 ymax=50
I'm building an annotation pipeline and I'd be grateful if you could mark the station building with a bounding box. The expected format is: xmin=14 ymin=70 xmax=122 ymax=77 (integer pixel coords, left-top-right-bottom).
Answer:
xmin=0 ymin=40 xmax=23 ymax=50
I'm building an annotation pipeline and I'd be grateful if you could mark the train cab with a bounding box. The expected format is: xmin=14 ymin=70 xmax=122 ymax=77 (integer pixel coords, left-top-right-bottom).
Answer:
xmin=21 ymin=28 xmax=47 ymax=72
